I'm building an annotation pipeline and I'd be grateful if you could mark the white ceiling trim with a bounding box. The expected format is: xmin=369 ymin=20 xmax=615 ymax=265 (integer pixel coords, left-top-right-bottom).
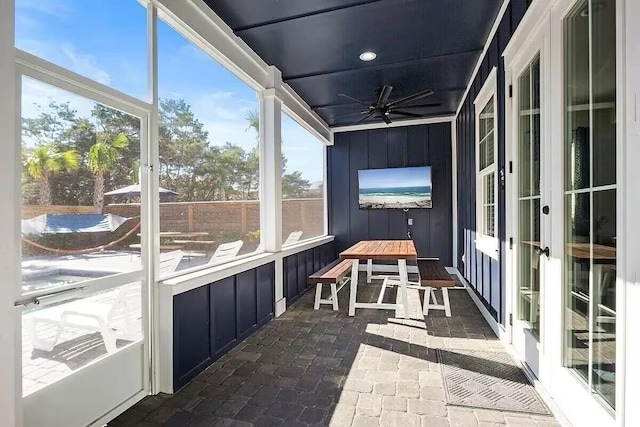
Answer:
xmin=455 ymin=0 xmax=511 ymax=118
xmin=331 ymin=115 xmax=455 ymax=134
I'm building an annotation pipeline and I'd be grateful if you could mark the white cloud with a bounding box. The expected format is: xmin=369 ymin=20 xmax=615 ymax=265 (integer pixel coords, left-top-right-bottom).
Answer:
xmin=16 ymin=0 xmax=72 ymax=21
xmin=60 ymin=43 xmax=112 ymax=85
xmin=16 ymin=38 xmax=112 ymax=87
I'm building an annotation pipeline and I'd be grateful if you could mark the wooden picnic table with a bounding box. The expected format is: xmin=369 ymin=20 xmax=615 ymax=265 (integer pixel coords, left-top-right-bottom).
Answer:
xmin=340 ymin=240 xmax=417 ymax=317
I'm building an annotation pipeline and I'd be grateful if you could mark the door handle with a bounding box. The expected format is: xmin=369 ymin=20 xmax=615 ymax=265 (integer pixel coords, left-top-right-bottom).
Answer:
xmin=535 ymin=246 xmax=550 ymax=258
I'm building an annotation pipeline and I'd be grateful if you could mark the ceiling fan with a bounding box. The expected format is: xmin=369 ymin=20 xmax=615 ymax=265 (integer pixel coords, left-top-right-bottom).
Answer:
xmin=337 ymin=85 xmax=440 ymax=125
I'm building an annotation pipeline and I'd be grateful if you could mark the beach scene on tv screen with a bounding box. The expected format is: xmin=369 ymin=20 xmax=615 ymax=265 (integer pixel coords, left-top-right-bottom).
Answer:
xmin=358 ymin=166 xmax=432 ymax=209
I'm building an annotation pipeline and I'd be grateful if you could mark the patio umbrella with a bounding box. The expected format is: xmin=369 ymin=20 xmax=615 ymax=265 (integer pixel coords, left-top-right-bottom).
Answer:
xmin=104 ymin=184 xmax=178 ymax=198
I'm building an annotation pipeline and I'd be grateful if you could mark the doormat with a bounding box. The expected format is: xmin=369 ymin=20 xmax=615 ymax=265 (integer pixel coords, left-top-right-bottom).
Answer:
xmin=436 ymin=349 xmax=552 ymax=415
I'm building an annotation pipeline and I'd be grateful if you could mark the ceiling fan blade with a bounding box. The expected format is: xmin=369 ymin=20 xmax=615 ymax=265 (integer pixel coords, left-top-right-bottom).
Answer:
xmin=391 ymin=102 xmax=441 ymax=109
xmin=382 ymin=114 xmax=392 ymax=125
xmin=338 ymin=93 xmax=370 ymax=105
xmin=376 ymin=85 xmax=393 ymax=109
xmin=387 ymin=89 xmax=434 ymax=107
xmin=336 ymin=111 xmax=370 ymax=119
xmin=353 ymin=111 xmax=375 ymax=125
xmin=315 ymin=105 xmax=367 ymax=109
xmin=389 ymin=110 xmax=423 ymax=118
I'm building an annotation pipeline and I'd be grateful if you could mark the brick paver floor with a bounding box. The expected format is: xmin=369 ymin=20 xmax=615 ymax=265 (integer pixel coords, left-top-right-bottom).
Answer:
xmin=109 ymin=275 xmax=561 ymax=427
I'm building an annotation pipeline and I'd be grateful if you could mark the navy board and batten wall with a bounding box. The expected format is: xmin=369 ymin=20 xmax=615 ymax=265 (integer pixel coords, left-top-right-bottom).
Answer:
xmin=328 ymin=123 xmax=453 ymax=266
xmin=171 ymin=241 xmax=335 ymax=391
xmin=456 ymin=0 xmax=531 ymax=325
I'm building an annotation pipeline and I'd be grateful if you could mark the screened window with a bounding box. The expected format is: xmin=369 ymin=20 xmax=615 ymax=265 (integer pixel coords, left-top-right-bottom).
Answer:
xmin=157 ymin=18 xmax=261 ymax=274
xmin=281 ymin=112 xmax=325 ymax=246
xmin=15 ymin=0 xmax=147 ymax=100
xmin=474 ymin=68 xmax=498 ymax=258
xmin=477 ymin=95 xmax=497 ymax=240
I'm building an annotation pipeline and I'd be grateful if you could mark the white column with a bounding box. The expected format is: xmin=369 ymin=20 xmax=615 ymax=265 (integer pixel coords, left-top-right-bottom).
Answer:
xmin=260 ymin=66 xmax=285 ymax=314
xmin=146 ymin=3 xmax=163 ymax=396
xmin=0 ymin=0 xmax=19 ymax=424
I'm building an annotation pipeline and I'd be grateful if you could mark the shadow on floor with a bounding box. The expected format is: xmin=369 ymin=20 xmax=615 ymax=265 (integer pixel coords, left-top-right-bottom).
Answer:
xmin=109 ymin=277 xmax=558 ymax=427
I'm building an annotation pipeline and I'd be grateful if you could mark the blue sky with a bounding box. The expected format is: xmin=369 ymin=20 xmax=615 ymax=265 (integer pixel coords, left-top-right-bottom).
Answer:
xmin=359 ymin=166 xmax=431 ymax=189
xmin=15 ymin=0 xmax=324 ymax=183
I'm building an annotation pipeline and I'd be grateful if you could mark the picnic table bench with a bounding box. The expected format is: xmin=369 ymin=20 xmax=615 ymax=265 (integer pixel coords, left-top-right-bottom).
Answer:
xmin=308 ymin=259 xmax=352 ymax=310
xmin=418 ymin=258 xmax=455 ymax=316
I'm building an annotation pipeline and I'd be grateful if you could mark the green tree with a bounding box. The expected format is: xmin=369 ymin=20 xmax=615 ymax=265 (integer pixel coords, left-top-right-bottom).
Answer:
xmin=23 ymin=144 xmax=80 ymax=205
xmin=88 ymin=132 xmax=129 ymax=213
xmin=282 ymin=171 xmax=311 ymax=199
xmin=245 ymin=109 xmax=259 ymax=139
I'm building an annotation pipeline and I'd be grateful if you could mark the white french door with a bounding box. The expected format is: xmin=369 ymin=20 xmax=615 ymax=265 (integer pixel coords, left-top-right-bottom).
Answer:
xmin=508 ymin=21 xmax=550 ymax=380
xmin=507 ymin=0 xmax=618 ymax=425
xmin=15 ymin=51 xmax=153 ymax=427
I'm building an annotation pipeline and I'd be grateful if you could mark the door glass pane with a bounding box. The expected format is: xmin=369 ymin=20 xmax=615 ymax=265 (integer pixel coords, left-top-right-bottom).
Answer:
xmin=518 ymin=66 xmax=532 ymax=198
xmin=518 ymin=199 xmax=541 ymax=338
xmin=564 ymin=192 xmax=590 ymax=383
xmin=20 ymin=77 xmax=145 ymax=396
xmin=22 ymin=281 xmax=143 ymax=396
xmin=564 ymin=0 xmax=590 ymax=192
xmin=22 ymin=77 xmax=142 ymax=297
xmin=592 ymin=189 xmax=616 ymax=408
xmin=563 ymin=0 xmax=616 ymax=409
xmin=517 ymin=56 xmax=541 ymax=340
xmin=592 ymin=1 xmax=616 ymax=187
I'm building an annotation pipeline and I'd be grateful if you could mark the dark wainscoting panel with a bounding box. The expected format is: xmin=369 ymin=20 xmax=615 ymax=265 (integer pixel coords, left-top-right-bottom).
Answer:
xmin=283 ymin=241 xmax=335 ymax=304
xmin=328 ymin=123 xmax=453 ymax=266
xmin=455 ymin=0 xmax=531 ymax=324
xmin=173 ymin=262 xmax=275 ymax=390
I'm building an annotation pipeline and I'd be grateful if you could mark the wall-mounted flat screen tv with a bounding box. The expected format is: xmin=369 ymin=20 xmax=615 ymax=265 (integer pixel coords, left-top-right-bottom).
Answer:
xmin=358 ymin=166 xmax=432 ymax=209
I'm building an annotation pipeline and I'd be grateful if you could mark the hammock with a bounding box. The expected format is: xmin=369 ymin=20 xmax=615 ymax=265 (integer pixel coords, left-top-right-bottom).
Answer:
xmin=22 ymin=221 xmax=141 ymax=256
xmin=22 ymin=213 xmax=130 ymax=235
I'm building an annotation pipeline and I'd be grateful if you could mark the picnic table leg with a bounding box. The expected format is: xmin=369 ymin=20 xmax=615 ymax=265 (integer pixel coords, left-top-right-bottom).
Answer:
xmin=367 ymin=259 xmax=373 ymax=283
xmin=397 ymin=259 xmax=410 ymax=319
xmin=349 ymin=259 xmax=359 ymax=316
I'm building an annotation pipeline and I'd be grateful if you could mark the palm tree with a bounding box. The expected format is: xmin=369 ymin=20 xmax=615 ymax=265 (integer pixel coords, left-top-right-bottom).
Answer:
xmin=24 ymin=144 xmax=80 ymax=205
xmin=88 ymin=132 xmax=129 ymax=213
xmin=245 ymin=110 xmax=259 ymax=141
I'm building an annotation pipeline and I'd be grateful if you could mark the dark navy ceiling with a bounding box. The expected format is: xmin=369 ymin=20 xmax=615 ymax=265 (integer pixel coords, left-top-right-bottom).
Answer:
xmin=204 ymin=0 xmax=503 ymax=127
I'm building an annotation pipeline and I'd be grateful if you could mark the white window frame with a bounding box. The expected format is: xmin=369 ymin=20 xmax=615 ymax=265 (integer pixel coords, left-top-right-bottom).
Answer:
xmin=280 ymin=105 xmax=329 ymax=248
xmin=474 ymin=67 xmax=499 ymax=259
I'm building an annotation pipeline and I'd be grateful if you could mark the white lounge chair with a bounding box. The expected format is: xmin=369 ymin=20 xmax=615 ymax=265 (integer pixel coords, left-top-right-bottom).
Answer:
xmin=283 ymin=231 xmax=303 ymax=246
xmin=209 ymin=240 xmax=243 ymax=264
xmin=25 ymin=250 xmax=184 ymax=354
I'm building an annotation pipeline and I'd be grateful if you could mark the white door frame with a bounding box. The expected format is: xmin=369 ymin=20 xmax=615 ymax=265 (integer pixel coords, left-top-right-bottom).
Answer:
xmin=505 ymin=16 xmax=550 ymax=382
xmin=14 ymin=49 xmax=155 ymax=427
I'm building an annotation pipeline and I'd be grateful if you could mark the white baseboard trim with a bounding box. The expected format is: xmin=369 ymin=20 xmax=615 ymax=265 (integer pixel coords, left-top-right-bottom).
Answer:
xmin=275 ymin=297 xmax=287 ymax=317
xmin=461 ymin=276 xmax=507 ymax=340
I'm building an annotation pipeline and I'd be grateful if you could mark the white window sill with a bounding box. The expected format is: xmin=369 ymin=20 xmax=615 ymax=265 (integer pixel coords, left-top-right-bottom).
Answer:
xmin=281 ymin=235 xmax=334 ymax=257
xmin=476 ymin=235 xmax=499 ymax=260
xmin=161 ymin=235 xmax=335 ymax=295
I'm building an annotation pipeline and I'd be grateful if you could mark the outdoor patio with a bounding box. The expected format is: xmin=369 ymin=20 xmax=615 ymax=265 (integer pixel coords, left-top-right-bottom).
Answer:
xmin=108 ymin=276 xmax=561 ymax=427
xmin=22 ymin=283 xmax=142 ymax=396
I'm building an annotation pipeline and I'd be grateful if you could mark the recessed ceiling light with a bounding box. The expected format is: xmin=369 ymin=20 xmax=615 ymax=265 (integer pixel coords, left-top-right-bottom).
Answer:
xmin=359 ymin=51 xmax=377 ymax=62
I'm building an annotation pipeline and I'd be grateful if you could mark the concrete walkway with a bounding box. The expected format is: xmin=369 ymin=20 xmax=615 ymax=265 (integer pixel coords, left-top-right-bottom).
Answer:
xmin=109 ymin=276 xmax=560 ymax=427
